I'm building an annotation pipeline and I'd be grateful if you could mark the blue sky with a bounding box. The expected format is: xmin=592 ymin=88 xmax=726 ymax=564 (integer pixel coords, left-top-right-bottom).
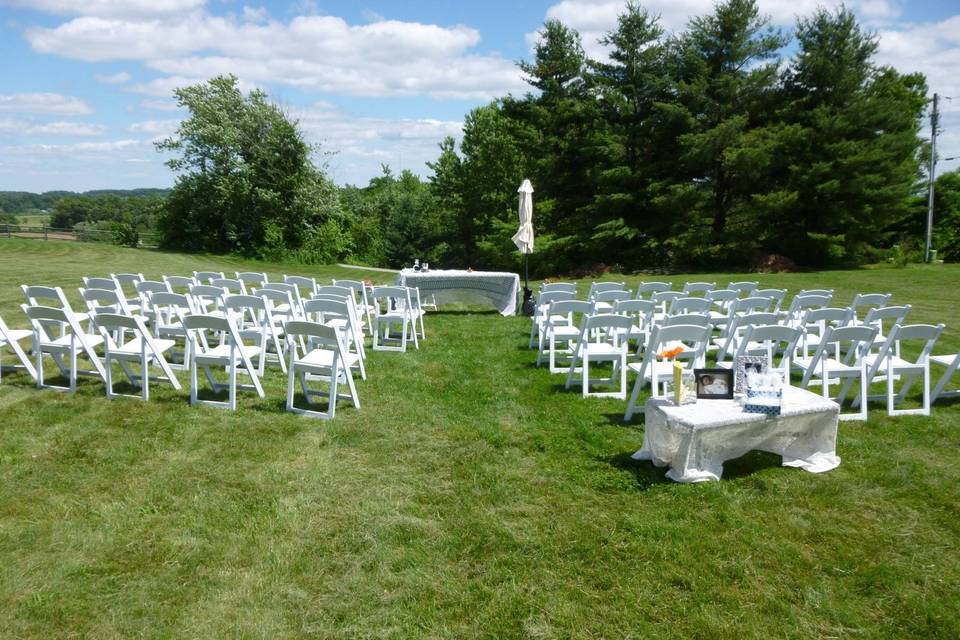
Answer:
xmin=0 ymin=0 xmax=958 ymax=192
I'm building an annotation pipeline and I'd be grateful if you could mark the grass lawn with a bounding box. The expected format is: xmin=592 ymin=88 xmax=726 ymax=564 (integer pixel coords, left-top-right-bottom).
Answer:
xmin=0 ymin=238 xmax=958 ymax=638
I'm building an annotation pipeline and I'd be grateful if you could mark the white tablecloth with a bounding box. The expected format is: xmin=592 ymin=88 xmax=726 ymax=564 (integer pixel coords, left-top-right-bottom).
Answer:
xmin=633 ymin=386 xmax=841 ymax=483
xmin=397 ymin=269 xmax=520 ymax=316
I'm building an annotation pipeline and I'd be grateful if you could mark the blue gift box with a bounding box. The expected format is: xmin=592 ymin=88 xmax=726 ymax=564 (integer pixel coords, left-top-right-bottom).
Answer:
xmin=744 ymin=387 xmax=782 ymax=416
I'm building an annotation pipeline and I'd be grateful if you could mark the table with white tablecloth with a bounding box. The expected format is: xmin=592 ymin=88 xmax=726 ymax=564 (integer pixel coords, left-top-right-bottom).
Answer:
xmin=396 ymin=269 xmax=520 ymax=316
xmin=633 ymin=386 xmax=841 ymax=483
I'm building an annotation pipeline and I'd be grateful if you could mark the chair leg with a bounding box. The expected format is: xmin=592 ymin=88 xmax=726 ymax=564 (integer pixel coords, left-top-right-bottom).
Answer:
xmin=932 ymin=356 xmax=960 ymax=403
xmin=624 ymin=372 xmax=643 ymax=422
xmin=286 ymin=363 xmax=296 ymax=413
xmin=581 ymin=356 xmax=589 ymax=398
xmin=229 ymin=359 xmax=237 ymax=411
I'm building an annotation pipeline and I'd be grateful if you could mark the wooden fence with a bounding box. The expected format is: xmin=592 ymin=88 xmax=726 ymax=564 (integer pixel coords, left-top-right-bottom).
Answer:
xmin=0 ymin=224 xmax=159 ymax=248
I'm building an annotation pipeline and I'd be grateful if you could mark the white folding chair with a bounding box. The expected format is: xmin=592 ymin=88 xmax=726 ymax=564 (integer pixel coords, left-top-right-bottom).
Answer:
xmin=651 ymin=291 xmax=683 ymax=320
xmin=111 ymin=272 xmax=145 ymax=309
xmin=22 ymin=304 xmax=106 ymax=392
xmin=784 ymin=293 xmax=833 ymax=327
xmin=796 ymin=307 xmax=854 ymax=359
xmin=370 ymin=286 xmax=418 ymax=352
xmin=530 ymin=290 xmax=576 ymax=349
xmin=333 ymin=279 xmax=377 ymax=333
xmin=23 ymin=285 xmax=91 ymax=329
xmin=539 ymin=299 xmax=593 ymax=373
xmin=303 ymin=298 xmax=366 ymax=380
xmin=223 ymin=294 xmax=282 ymax=375
xmin=182 ymin=313 xmax=264 ymax=410
xmin=259 ymin=283 xmax=305 ymax=318
xmin=796 ymin=324 xmax=878 ymax=421
xmin=147 ymin=291 xmax=196 ymax=370
xmin=94 ymin=312 xmax=181 ymax=401
xmin=284 ymin=320 xmax=360 ymax=419
xmin=285 ymin=275 xmax=318 ymax=299
xmin=613 ymin=298 xmax=655 ymax=351
xmin=705 ymin=289 xmax=739 ymax=325
xmin=624 ymin=324 xmax=711 ymax=421
xmin=0 ymin=312 xmax=37 ymax=383
xmin=860 ymin=305 xmax=911 ymax=355
xmin=135 ymin=280 xmax=171 ymax=312
xmin=713 ymin=311 xmax=780 ymax=362
xmin=858 ymin=324 xmax=944 ymax=416
xmin=932 ymin=352 xmax=960 ymax=404
xmin=592 ymin=289 xmax=631 ymax=314
xmin=564 ymin=314 xmax=634 ymax=399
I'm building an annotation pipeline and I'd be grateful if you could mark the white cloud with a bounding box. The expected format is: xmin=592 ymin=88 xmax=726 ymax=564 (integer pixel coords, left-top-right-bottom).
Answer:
xmin=94 ymin=71 xmax=130 ymax=84
xmin=0 ymin=92 xmax=94 ymax=116
xmin=0 ymin=0 xmax=206 ymax=18
xmin=25 ymin=12 xmax=524 ymax=100
xmin=127 ymin=118 xmax=179 ymax=135
xmin=25 ymin=121 xmax=106 ymax=136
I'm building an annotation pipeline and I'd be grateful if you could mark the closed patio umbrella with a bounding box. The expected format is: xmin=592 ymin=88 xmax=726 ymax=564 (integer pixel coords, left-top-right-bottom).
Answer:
xmin=513 ymin=179 xmax=535 ymax=315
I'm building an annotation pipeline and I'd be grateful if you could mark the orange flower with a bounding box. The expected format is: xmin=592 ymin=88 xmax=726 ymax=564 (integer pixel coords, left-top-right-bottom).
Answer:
xmin=657 ymin=346 xmax=684 ymax=360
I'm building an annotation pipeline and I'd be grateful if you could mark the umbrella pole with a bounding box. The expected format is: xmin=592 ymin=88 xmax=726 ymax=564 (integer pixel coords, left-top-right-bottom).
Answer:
xmin=521 ymin=252 xmax=535 ymax=316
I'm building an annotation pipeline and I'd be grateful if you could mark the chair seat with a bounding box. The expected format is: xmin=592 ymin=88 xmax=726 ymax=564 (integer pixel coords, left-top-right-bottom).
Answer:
xmin=299 ymin=348 xmax=360 ymax=370
xmin=931 ymin=354 xmax=958 ymax=367
xmin=550 ymin=325 xmax=579 ymax=341
xmin=815 ymin=358 xmax=862 ymax=376
xmin=41 ymin=333 xmax=104 ymax=350
xmin=580 ymin=342 xmax=624 ymax=357
xmin=196 ymin=343 xmax=261 ymax=364
xmin=2 ymin=328 xmax=31 ymax=342
xmin=864 ymin=354 xmax=924 ymax=373
xmin=112 ymin=337 xmax=176 ymax=357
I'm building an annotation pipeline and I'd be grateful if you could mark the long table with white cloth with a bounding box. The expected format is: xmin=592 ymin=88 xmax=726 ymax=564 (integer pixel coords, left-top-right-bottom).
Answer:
xmin=633 ymin=386 xmax=841 ymax=483
xmin=396 ymin=269 xmax=520 ymax=316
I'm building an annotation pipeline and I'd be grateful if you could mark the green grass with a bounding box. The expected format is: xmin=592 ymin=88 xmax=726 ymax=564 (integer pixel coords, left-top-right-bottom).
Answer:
xmin=0 ymin=238 xmax=958 ymax=638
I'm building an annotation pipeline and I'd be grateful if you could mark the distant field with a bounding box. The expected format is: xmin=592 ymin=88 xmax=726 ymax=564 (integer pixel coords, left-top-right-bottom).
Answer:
xmin=14 ymin=214 xmax=49 ymax=226
xmin=0 ymin=238 xmax=958 ymax=638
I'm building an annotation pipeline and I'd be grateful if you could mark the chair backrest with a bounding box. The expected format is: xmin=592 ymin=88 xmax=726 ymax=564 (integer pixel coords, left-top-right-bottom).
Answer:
xmin=83 ymin=276 xmax=120 ymax=292
xmin=210 ymin=278 xmax=246 ymax=295
xmin=785 ymin=293 xmax=832 ymax=318
xmin=23 ymin=304 xmax=69 ymax=331
xmin=727 ymin=281 xmax=759 ymax=295
xmin=303 ymin=297 xmax=350 ymax=324
xmin=255 ymin=287 xmax=295 ymax=311
xmin=737 ymin=324 xmax=802 ymax=369
xmin=651 ymin=290 xmax=682 ymax=307
xmin=546 ymin=300 xmax=594 ymax=331
xmin=639 ymin=324 xmax=711 ymax=376
xmin=707 ymin=289 xmax=739 ymax=305
xmin=223 ymin=293 xmax=267 ymax=313
xmin=236 ymin=272 xmax=268 ymax=288
xmin=613 ymin=298 xmax=655 ymax=319
xmin=22 ymin=285 xmax=72 ymax=310
xmin=637 ymin=282 xmax=672 ymax=298
xmin=582 ymin=313 xmax=634 ymax=337
xmin=163 ymin=275 xmax=199 ymax=292
xmin=331 ymin=278 xmax=366 ymax=301
xmin=730 ymin=296 xmax=772 ymax=316
xmin=874 ymin=323 xmax=944 ymax=374
xmin=149 ymin=292 xmax=195 ymax=327
xmin=111 ymin=273 xmax=143 ymax=297
xmin=284 ymin=320 xmax=343 ymax=356
xmin=852 ymin=292 xmax=892 ymax=321
xmin=92 ymin=311 xmax=141 ymax=332
xmin=135 ymin=280 xmax=171 ymax=297
xmin=594 ymin=289 xmax=631 ymax=304
xmin=682 ymin=282 xmax=716 ymax=294
xmin=801 ymin=306 xmax=854 ymax=328
xmin=862 ymin=304 xmax=911 ymax=336
xmin=588 ymin=282 xmax=626 ymax=299
xmin=668 ymin=296 xmax=711 ymax=315
xmin=663 ymin=313 xmax=710 ymax=328
xmin=182 ymin=312 xmax=231 ymax=335
xmin=317 ymin=285 xmax=353 ymax=299
xmin=752 ymin=288 xmax=787 ymax=312
xmin=193 ymin=270 xmax=225 ymax=283
xmin=798 ymin=289 xmax=834 ymax=297
xmin=540 ymin=282 xmax=577 ymax=294
xmin=189 ymin=284 xmax=229 ymax=313
xmin=283 ymin=275 xmax=318 ymax=297
xmin=79 ymin=287 xmax=131 ymax=316
xmin=370 ymin=286 xmax=412 ymax=316
xmin=536 ymin=290 xmax=576 ymax=313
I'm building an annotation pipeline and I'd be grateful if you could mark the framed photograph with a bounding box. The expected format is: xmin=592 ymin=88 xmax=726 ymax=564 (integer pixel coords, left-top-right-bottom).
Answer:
xmin=694 ymin=368 xmax=734 ymax=399
xmin=734 ymin=356 xmax=767 ymax=394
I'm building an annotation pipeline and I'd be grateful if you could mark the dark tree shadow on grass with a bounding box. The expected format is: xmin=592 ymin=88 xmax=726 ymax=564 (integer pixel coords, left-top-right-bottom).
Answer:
xmin=603 ymin=450 xmax=672 ymax=489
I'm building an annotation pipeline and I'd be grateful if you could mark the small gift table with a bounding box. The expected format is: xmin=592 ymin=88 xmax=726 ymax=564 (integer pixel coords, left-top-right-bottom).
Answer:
xmin=396 ymin=269 xmax=520 ymax=316
xmin=633 ymin=386 xmax=841 ymax=483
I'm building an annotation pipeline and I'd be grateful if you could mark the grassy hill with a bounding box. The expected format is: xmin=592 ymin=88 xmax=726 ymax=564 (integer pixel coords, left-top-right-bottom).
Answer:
xmin=0 ymin=238 xmax=958 ymax=638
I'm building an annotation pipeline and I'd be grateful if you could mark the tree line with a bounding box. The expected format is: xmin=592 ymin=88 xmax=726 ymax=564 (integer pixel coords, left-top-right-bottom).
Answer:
xmin=6 ymin=0 xmax=959 ymax=270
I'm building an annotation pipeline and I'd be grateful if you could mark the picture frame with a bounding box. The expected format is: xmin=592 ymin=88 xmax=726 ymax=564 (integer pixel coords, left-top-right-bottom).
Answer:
xmin=694 ymin=368 xmax=734 ymax=399
xmin=734 ymin=356 xmax=767 ymax=394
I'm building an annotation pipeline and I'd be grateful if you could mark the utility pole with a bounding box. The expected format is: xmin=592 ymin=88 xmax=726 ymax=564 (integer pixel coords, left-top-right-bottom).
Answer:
xmin=926 ymin=93 xmax=938 ymax=263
